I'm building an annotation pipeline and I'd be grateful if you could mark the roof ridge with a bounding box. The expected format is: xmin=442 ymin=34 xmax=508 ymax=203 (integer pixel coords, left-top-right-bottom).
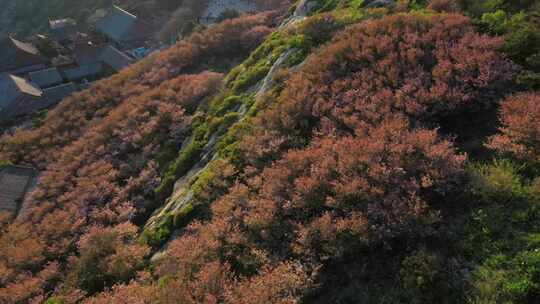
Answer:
xmin=112 ymin=5 xmax=137 ymax=19
xmin=8 ymin=36 xmax=40 ymax=56
xmin=7 ymin=74 xmax=43 ymax=97
xmin=0 ymin=165 xmax=37 ymax=172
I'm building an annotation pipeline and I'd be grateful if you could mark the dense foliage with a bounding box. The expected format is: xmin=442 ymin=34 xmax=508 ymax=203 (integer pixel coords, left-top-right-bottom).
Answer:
xmin=0 ymin=13 xmax=278 ymax=302
xmin=1 ymin=0 xmax=540 ymax=303
xmin=488 ymin=93 xmax=540 ymax=164
xmin=75 ymin=11 xmax=516 ymax=304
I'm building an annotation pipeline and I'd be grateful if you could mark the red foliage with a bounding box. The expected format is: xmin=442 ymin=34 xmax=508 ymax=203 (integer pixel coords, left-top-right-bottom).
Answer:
xmin=0 ymin=223 xmax=51 ymax=302
xmin=487 ymin=92 xmax=540 ymax=162
xmin=66 ymin=223 xmax=150 ymax=294
xmin=216 ymin=117 xmax=463 ymax=263
xmin=241 ymin=25 xmax=275 ymax=51
xmin=242 ymin=13 xmax=515 ymax=167
xmin=148 ymin=12 xmax=278 ymax=84
xmin=0 ymin=11 xmax=281 ymax=302
xmin=82 ymin=278 xmax=156 ymax=304
xmin=0 ymin=11 xmax=516 ymax=303
xmin=81 ymin=13 xmax=507 ymax=303
xmin=88 ymin=116 xmax=464 ymax=303
xmin=0 ymin=71 xmax=221 ymax=301
xmin=0 ymin=12 xmax=277 ymax=168
xmin=226 ymin=262 xmax=310 ymax=304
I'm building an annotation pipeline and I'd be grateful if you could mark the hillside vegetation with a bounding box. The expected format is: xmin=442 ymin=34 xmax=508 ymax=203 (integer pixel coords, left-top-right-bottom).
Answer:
xmin=0 ymin=0 xmax=540 ymax=303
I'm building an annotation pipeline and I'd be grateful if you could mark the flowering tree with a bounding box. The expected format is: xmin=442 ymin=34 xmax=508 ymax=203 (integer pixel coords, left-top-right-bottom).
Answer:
xmin=242 ymin=13 xmax=515 ymax=168
xmin=488 ymin=92 xmax=540 ymax=163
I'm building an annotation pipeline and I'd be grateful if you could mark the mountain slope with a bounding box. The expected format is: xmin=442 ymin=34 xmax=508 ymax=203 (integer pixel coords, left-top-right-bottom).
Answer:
xmin=0 ymin=0 xmax=540 ymax=303
xmin=0 ymin=11 xmax=280 ymax=302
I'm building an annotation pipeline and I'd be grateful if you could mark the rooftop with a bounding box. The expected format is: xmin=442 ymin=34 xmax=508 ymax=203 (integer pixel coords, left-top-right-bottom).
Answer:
xmin=9 ymin=37 xmax=40 ymax=55
xmin=63 ymin=62 xmax=103 ymax=81
xmin=73 ymin=42 xmax=106 ymax=65
xmin=100 ymin=45 xmax=133 ymax=71
xmin=0 ymin=36 xmax=47 ymax=73
xmin=29 ymin=67 xmax=63 ymax=89
xmin=49 ymin=18 xmax=77 ymax=30
xmin=0 ymin=73 xmax=43 ymax=108
xmin=0 ymin=74 xmax=73 ymax=122
xmin=43 ymin=82 xmax=76 ymax=103
xmin=0 ymin=166 xmax=37 ymax=216
xmin=96 ymin=6 xmax=138 ymax=42
xmin=49 ymin=18 xmax=78 ymax=42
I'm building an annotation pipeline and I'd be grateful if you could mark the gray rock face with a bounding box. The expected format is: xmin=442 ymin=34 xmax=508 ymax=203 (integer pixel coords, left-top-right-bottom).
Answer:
xmin=294 ymin=0 xmax=317 ymax=17
xmin=280 ymin=0 xmax=316 ymax=28
xmin=256 ymin=48 xmax=296 ymax=97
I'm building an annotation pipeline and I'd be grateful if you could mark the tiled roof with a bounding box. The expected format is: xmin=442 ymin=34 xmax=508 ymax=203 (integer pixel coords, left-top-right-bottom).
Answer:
xmin=73 ymin=42 xmax=104 ymax=65
xmin=0 ymin=166 xmax=37 ymax=216
xmin=50 ymin=19 xmax=78 ymax=42
xmin=8 ymin=74 xmax=42 ymax=97
xmin=63 ymin=62 xmax=103 ymax=81
xmin=0 ymin=73 xmax=42 ymax=109
xmin=66 ymin=43 xmax=133 ymax=78
xmin=43 ymin=82 xmax=76 ymax=103
xmin=0 ymin=74 xmax=74 ymax=122
xmin=0 ymin=37 xmax=47 ymax=72
xmin=100 ymin=45 xmax=133 ymax=71
xmin=96 ymin=6 xmax=137 ymax=42
xmin=29 ymin=67 xmax=63 ymax=88
xmin=9 ymin=37 xmax=40 ymax=55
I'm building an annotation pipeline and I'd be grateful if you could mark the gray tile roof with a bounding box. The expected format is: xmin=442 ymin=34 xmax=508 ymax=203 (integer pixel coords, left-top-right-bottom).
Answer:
xmin=0 ymin=73 xmax=42 ymax=109
xmin=96 ymin=6 xmax=137 ymax=42
xmin=43 ymin=82 xmax=76 ymax=103
xmin=73 ymin=42 xmax=105 ymax=65
xmin=29 ymin=67 xmax=63 ymax=88
xmin=49 ymin=19 xmax=78 ymax=42
xmin=63 ymin=62 xmax=103 ymax=81
xmin=0 ymin=74 xmax=76 ymax=122
xmin=9 ymin=37 xmax=40 ymax=55
xmin=65 ymin=43 xmax=133 ymax=79
xmin=100 ymin=45 xmax=133 ymax=71
xmin=0 ymin=166 xmax=37 ymax=216
xmin=0 ymin=37 xmax=48 ymax=72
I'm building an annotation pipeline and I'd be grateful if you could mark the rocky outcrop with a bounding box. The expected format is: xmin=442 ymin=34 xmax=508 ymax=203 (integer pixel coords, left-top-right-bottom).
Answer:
xmin=280 ymin=0 xmax=316 ymax=28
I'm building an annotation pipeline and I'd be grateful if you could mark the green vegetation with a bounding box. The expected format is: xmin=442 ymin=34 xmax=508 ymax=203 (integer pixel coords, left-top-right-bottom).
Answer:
xmin=149 ymin=23 xmax=303 ymax=242
xmin=463 ymin=159 xmax=540 ymax=302
xmin=459 ymin=0 xmax=540 ymax=90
